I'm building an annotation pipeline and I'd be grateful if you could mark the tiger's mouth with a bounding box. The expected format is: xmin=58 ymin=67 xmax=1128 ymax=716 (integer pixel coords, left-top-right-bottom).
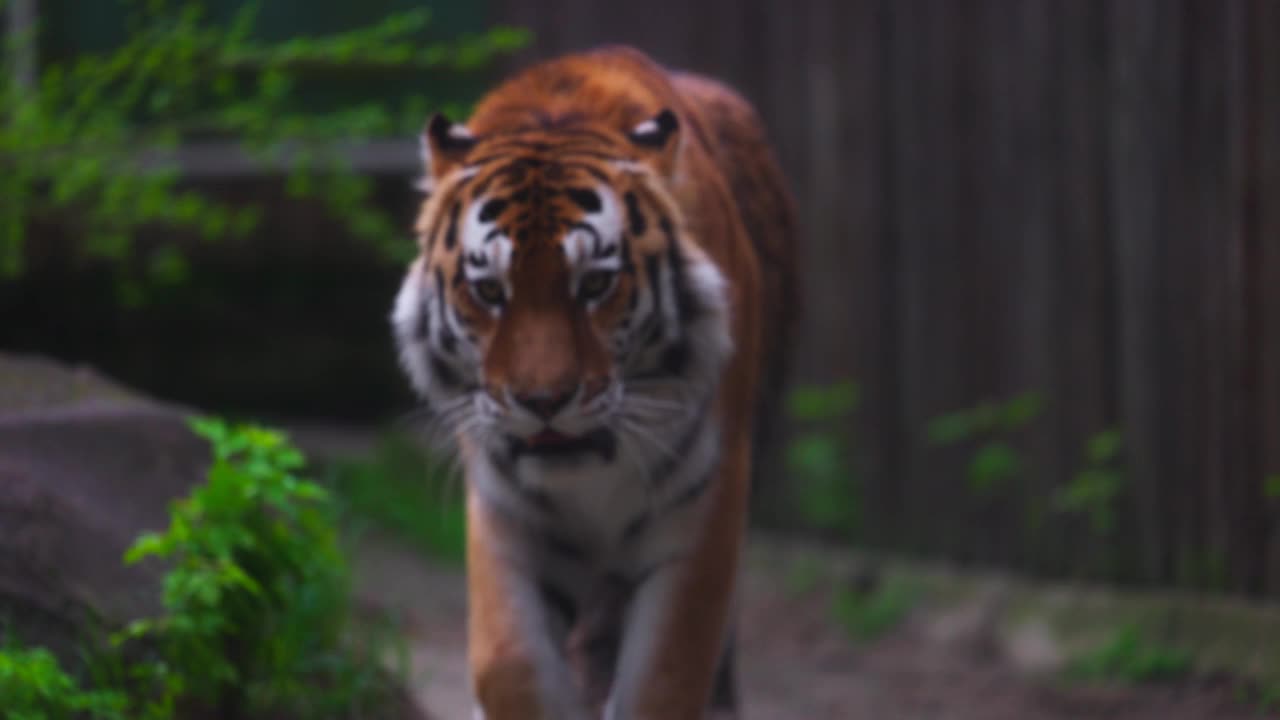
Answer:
xmin=509 ymin=427 xmax=617 ymax=462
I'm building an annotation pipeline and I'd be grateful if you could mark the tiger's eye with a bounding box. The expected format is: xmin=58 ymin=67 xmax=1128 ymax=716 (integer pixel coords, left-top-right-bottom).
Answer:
xmin=578 ymin=270 xmax=616 ymax=303
xmin=471 ymin=278 xmax=506 ymax=306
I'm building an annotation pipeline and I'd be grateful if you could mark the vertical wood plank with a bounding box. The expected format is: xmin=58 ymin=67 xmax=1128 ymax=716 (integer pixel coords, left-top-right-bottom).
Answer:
xmin=1055 ymin=0 xmax=1117 ymax=580
xmin=476 ymin=0 xmax=1275 ymax=597
xmin=1256 ymin=0 xmax=1280 ymax=594
xmin=1107 ymin=0 xmax=1182 ymax=585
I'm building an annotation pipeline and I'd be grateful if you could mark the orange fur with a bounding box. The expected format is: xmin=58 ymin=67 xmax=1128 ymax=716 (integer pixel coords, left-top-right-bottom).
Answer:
xmin=410 ymin=45 xmax=796 ymax=718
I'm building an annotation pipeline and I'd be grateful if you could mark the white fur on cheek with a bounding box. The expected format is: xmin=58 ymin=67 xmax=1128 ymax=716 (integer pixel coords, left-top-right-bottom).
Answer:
xmin=391 ymin=257 xmax=432 ymax=397
xmin=683 ymin=250 xmax=734 ymax=372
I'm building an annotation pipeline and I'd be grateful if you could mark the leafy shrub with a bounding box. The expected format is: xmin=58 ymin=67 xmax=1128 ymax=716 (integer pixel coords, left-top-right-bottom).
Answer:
xmin=0 ymin=0 xmax=528 ymax=299
xmin=1069 ymin=624 xmax=1193 ymax=685
xmin=114 ymin=417 xmax=393 ymax=717
xmin=1052 ymin=429 xmax=1125 ymax=535
xmin=0 ymin=643 xmax=127 ymax=720
xmin=786 ymin=381 xmax=861 ymax=537
xmin=832 ymin=576 xmax=916 ymax=642
xmin=927 ymin=391 xmax=1043 ymax=495
xmin=1 ymin=417 xmax=404 ymax=719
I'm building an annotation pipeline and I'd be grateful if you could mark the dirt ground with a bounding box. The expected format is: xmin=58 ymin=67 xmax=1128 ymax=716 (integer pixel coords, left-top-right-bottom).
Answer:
xmin=352 ymin=536 xmax=1274 ymax=720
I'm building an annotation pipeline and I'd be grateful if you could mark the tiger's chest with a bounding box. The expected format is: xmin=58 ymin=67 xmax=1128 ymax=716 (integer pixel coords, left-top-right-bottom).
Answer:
xmin=468 ymin=415 xmax=720 ymax=599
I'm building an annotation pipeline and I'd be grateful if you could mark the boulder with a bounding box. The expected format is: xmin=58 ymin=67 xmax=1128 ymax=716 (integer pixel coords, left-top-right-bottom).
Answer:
xmin=0 ymin=352 xmax=431 ymax=719
xmin=0 ymin=353 xmax=208 ymax=656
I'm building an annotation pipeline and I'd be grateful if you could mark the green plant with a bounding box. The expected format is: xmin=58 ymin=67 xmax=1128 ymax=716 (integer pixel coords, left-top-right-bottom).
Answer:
xmin=1265 ymin=475 xmax=1280 ymax=500
xmin=113 ymin=417 xmax=397 ymax=717
xmin=1068 ymin=624 xmax=1193 ymax=685
xmin=785 ymin=380 xmax=861 ymax=537
xmin=1255 ymin=682 xmax=1280 ymax=715
xmin=0 ymin=643 xmax=127 ymax=720
xmin=326 ymin=433 xmax=466 ymax=565
xmin=0 ymin=418 xmax=403 ymax=718
xmin=0 ymin=0 xmax=528 ymax=301
xmin=1053 ymin=429 xmax=1125 ymax=535
xmin=832 ymin=576 xmax=916 ymax=642
xmin=927 ymin=391 xmax=1043 ymax=495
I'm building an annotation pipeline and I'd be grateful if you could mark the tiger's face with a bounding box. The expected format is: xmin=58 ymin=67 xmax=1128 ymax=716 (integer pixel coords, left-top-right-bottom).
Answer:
xmin=392 ymin=112 xmax=732 ymax=481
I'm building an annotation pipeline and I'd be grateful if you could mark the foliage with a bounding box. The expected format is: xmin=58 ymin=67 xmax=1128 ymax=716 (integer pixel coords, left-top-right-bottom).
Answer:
xmin=0 ymin=643 xmax=127 ymax=720
xmin=927 ymin=391 xmax=1043 ymax=495
xmin=325 ymin=432 xmax=466 ymax=565
xmin=0 ymin=0 xmax=528 ymax=301
xmin=112 ymin=416 xmax=398 ymax=717
xmin=1052 ymin=429 xmax=1125 ymax=535
xmin=786 ymin=380 xmax=861 ymax=537
xmin=1255 ymin=682 xmax=1280 ymax=715
xmin=1266 ymin=475 xmax=1280 ymax=501
xmin=0 ymin=417 xmax=404 ymax=719
xmin=832 ymin=576 xmax=917 ymax=642
xmin=1068 ymin=624 xmax=1193 ymax=685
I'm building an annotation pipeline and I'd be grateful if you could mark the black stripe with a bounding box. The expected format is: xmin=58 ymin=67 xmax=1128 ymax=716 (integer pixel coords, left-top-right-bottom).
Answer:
xmin=539 ymin=580 xmax=577 ymax=628
xmin=414 ymin=298 xmax=431 ymax=341
xmin=568 ymin=221 xmax=601 ymax=247
xmin=566 ymin=187 xmax=602 ymax=213
xmin=488 ymin=449 xmax=515 ymax=478
xmin=625 ymin=192 xmax=647 ymax=236
xmin=470 ymin=171 xmax=498 ymax=198
xmin=479 ymin=197 xmax=508 ymax=223
xmin=710 ymin=631 xmax=739 ymax=710
xmin=619 ymin=232 xmax=636 ymax=274
xmin=430 ymin=354 xmax=460 ymax=389
xmin=644 ymin=253 xmax=665 ymax=347
xmin=433 ymin=268 xmax=458 ymax=354
xmin=544 ymin=532 xmax=587 ymax=563
xmin=621 ymin=512 xmax=652 ymax=543
xmin=443 ymin=201 xmax=461 ymax=250
xmin=664 ymin=468 xmax=713 ymax=510
xmin=658 ymin=341 xmax=691 ymax=376
xmin=661 ymin=217 xmax=699 ymax=323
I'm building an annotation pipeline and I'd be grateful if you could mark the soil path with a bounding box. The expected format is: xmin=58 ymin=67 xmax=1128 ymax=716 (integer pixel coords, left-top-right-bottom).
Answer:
xmin=353 ymin=537 xmax=1271 ymax=720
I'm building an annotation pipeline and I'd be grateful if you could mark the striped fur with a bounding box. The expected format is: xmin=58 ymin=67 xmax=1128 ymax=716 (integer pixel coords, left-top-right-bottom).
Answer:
xmin=391 ymin=45 xmax=795 ymax=720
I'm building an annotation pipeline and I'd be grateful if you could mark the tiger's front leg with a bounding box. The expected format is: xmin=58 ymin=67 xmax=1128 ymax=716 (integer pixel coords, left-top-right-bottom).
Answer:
xmin=467 ymin=493 xmax=593 ymax=720
xmin=604 ymin=443 xmax=750 ymax=720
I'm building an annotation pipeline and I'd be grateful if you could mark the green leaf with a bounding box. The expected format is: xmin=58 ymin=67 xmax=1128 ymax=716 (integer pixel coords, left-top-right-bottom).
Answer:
xmin=1088 ymin=429 xmax=1123 ymax=463
xmin=1265 ymin=475 xmax=1280 ymax=500
xmin=787 ymin=381 xmax=859 ymax=422
xmin=124 ymin=532 xmax=169 ymax=564
xmin=1001 ymin=391 xmax=1044 ymax=430
xmin=787 ymin=434 xmax=842 ymax=480
xmin=926 ymin=411 xmax=974 ymax=445
xmin=967 ymin=442 xmax=1020 ymax=493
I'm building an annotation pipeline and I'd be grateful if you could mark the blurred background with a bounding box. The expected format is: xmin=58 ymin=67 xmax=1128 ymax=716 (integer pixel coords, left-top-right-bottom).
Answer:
xmin=3 ymin=1 xmax=1279 ymax=718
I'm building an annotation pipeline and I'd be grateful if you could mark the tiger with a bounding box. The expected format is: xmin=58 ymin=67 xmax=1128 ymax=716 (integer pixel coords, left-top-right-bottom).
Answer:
xmin=391 ymin=45 xmax=796 ymax=719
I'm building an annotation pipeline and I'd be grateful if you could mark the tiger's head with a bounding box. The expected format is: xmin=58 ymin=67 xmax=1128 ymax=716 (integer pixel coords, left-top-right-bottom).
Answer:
xmin=391 ymin=108 xmax=732 ymax=485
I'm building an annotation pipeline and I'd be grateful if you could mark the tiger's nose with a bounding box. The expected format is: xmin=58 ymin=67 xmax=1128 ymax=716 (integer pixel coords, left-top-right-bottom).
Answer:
xmin=513 ymin=387 xmax=575 ymax=420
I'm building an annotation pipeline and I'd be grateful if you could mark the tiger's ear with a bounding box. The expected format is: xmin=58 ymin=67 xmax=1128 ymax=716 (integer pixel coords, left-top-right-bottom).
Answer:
xmin=417 ymin=113 xmax=477 ymax=194
xmin=626 ymin=109 xmax=680 ymax=175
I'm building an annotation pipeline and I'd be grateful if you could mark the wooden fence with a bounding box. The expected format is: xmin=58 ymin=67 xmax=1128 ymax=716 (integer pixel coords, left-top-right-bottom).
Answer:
xmin=487 ymin=0 xmax=1280 ymax=596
